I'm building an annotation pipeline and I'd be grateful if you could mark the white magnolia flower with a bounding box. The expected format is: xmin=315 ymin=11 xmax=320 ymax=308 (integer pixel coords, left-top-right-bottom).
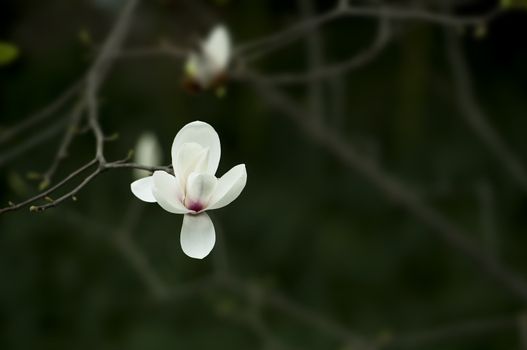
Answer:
xmin=185 ymin=25 xmax=232 ymax=90
xmin=130 ymin=121 xmax=247 ymax=259
xmin=133 ymin=132 xmax=162 ymax=180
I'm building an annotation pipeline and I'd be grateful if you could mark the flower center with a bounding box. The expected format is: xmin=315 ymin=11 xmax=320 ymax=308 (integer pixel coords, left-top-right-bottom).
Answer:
xmin=187 ymin=201 xmax=204 ymax=213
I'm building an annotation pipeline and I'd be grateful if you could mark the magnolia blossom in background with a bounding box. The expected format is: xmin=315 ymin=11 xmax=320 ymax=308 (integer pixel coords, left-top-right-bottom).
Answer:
xmin=133 ymin=132 xmax=162 ymax=180
xmin=131 ymin=121 xmax=247 ymax=259
xmin=184 ymin=25 xmax=232 ymax=90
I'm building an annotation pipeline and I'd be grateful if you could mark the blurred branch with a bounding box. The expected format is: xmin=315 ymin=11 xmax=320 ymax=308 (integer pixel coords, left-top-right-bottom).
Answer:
xmin=219 ymin=274 xmax=375 ymax=349
xmin=113 ymin=201 xmax=170 ymax=300
xmin=0 ymin=80 xmax=83 ymax=145
xmin=445 ymin=31 xmax=527 ymax=193
xmin=117 ymin=43 xmax=188 ymax=60
xmin=475 ymin=180 xmax=499 ymax=258
xmin=236 ymin=2 xmax=500 ymax=62
xmin=0 ymin=117 xmax=68 ymax=167
xmin=0 ymin=0 xmax=142 ymax=214
xmin=386 ymin=314 xmax=516 ymax=349
xmin=243 ymin=16 xmax=391 ymax=85
xmin=40 ymin=100 xmax=86 ymax=186
xmin=298 ymin=0 xmax=325 ymax=123
xmin=245 ymin=72 xmax=527 ymax=303
xmin=518 ymin=313 xmax=527 ymax=349
xmin=53 ymin=206 xmax=525 ymax=350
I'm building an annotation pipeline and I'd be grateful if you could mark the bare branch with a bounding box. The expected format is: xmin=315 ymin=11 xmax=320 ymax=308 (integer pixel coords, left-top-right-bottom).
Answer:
xmin=113 ymin=201 xmax=170 ymax=300
xmin=40 ymin=101 xmax=86 ymax=185
xmin=240 ymin=16 xmax=391 ymax=85
xmin=236 ymin=4 xmax=500 ymax=62
xmin=117 ymin=44 xmax=188 ymax=60
xmin=0 ymin=80 xmax=83 ymax=145
xmin=0 ymin=117 xmax=68 ymax=167
xmin=247 ymin=73 xmax=527 ymax=303
xmin=298 ymin=0 xmax=325 ymax=123
xmin=219 ymin=274 xmax=375 ymax=349
xmin=86 ymin=76 xmax=106 ymax=163
xmin=0 ymin=158 xmax=98 ymax=214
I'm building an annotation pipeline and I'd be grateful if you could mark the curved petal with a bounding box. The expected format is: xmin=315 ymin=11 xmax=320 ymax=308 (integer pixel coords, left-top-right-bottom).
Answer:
xmin=174 ymin=142 xmax=209 ymax=188
xmin=185 ymin=172 xmax=217 ymax=211
xmin=208 ymin=164 xmax=247 ymax=210
xmin=151 ymin=171 xmax=189 ymax=214
xmin=130 ymin=176 xmax=156 ymax=203
xmin=203 ymin=25 xmax=231 ymax=72
xmin=172 ymin=121 xmax=221 ymax=176
xmin=180 ymin=213 xmax=216 ymax=259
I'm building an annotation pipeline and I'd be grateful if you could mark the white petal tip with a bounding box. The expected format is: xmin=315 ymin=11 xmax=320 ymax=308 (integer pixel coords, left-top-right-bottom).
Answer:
xmin=130 ymin=176 xmax=156 ymax=203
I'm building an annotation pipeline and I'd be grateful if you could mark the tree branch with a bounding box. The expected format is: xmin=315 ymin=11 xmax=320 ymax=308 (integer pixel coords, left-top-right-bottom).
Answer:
xmin=247 ymin=73 xmax=527 ymax=303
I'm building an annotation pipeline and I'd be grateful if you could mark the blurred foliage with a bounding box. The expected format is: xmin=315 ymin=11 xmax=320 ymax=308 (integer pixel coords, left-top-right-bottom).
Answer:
xmin=0 ymin=41 xmax=19 ymax=66
xmin=501 ymin=0 xmax=527 ymax=9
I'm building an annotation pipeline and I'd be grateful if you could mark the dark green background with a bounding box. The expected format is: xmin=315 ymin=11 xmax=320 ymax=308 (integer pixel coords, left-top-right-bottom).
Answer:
xmin=1 ymin=0 xmax=527 ymax=349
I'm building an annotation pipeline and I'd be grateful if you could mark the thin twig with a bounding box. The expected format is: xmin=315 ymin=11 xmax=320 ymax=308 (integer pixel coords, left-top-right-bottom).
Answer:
xmin=298 ymin=0 xmax=325 ymax=123
xmin=117 ymin=44 xmax=188 ymax=60
xmin=0 ymin=160 xmax=171 ymax=214
xmin=0 ymin=80 xmax=83 ymax=145
xmin=0 ymin=158 xmax=98 ymax=214
xmin=236 ymin=3 xmax=499 ymax=62
xmin=30 ymin=167 xmax=103 ymax=212
xmin=0 ymin=117 xmax=68 ymax=167
xmin=1 ymin=0 xmax=141 ymax=214
xmin=40 ymin=100 xmax=86 ymax=186
xmin=243 ymin=16 xmax=391 ymax=85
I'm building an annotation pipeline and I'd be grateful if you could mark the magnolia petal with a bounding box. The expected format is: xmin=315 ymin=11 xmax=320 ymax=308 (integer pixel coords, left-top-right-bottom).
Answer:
xmin=203 ymin=25 xmax=231 ymax=73
xmin=180 ymin=213 xmax=216 ymax=259
xmin=130 ymin=176 xmax=156 ymax=203
xmin=174 ymin=142 xmax=209 ymax=189
xmin=208 ymin=164 xmax=247 ymax=210
xmin=133 ymin=132 xmax=162 ymax=180
xmin=151 ymin=171 xmax=189 ymax=214
xmin=185 ymin=172 xmax=217 ymax=210
xmin=172 ymin=121 xmax=221 ymax=175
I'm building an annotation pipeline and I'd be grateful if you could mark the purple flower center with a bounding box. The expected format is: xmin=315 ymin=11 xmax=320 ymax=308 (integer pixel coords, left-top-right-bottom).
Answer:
xmin=187 ymin=202 xmax=204 ymax=213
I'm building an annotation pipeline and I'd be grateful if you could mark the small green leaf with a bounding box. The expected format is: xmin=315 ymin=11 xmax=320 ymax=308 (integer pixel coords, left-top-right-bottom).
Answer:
xmin=0 ymin=42 xmax=20 ymax=66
